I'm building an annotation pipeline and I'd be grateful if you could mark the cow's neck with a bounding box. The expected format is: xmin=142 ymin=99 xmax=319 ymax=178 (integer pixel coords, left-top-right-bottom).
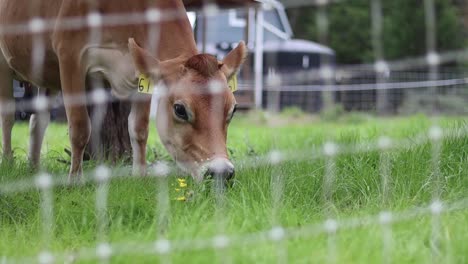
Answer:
xmin=154 ymin=1 xmax=198 ymax=61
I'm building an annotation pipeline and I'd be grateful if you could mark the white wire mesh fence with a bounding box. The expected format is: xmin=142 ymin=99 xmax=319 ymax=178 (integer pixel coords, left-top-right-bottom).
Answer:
xmin=1 ymin=120 xmax=466 ymax=262
xmin=0 ymin=0 xmax=466 ymax=263
xmin=0 ymin=123 xmax=467 ymax=263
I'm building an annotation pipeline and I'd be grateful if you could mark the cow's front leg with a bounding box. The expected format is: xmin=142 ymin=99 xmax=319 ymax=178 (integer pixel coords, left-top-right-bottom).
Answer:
xmin=57 ymin=51 xmax=91 ymax=180
xmin=0 ymin=54 xmax=14 ymax=161
xmin=0 ymin=101 xmax=14 ymax=161
xmin=29 ymin=88 xmax=50 ymax=169
xmin=128 ymin=95 xmax=151 ymax=176
xmin=68 ymin=109 xmax=91 ymax=180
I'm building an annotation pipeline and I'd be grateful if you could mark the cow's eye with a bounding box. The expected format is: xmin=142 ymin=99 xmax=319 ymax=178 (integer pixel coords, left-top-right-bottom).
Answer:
xmin=173 ymin=103 xmax=189 ymax=121
xmin=228 ymin=104 xmax=237 ymax=123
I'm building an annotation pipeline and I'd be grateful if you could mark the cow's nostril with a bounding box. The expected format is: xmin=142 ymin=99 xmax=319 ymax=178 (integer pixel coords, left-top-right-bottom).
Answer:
xmin=226 ymin=167 xmax=235 ymax=181
xmin=204 ymin=163 xmax=235 ymax=183
xmin=203 ymin=158 xmax=235 ymax=188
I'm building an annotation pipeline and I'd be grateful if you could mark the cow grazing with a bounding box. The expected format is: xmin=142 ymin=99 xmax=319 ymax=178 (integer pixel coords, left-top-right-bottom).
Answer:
xmin=0 ymin=0 xmax=246 ymax=182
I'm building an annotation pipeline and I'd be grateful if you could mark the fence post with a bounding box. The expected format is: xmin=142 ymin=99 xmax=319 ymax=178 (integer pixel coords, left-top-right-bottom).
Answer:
xmin=371 ymin=0 xmax=390 ymax=115
xmin=254 ymin=6 xmax=264 ymax=109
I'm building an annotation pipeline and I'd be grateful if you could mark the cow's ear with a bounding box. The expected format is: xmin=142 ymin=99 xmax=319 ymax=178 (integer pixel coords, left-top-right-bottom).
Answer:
xmin=128 ymin=38 xmax=159 ymax=75
xmin=220 ymin=41 xmax=247 ymax=80
xmin=128 ymin=38 xmax=185 ymax=83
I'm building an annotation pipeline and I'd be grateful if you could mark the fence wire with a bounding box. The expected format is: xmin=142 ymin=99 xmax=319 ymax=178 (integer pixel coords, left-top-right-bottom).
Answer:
xmin=0 ymin=0 xmax=467 ymax=263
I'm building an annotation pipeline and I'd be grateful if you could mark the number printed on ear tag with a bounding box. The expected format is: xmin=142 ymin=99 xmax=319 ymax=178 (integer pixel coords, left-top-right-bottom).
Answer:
xmin=228 ymin=75 xmax=238 ymax=92
xmin=138 ymin=74 xmax=154 ymax=94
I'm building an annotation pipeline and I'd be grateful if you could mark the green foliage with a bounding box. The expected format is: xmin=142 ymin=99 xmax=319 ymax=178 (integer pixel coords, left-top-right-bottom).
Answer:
xmin=320 ymin=104 xmax=374 ymax=123
xmin=383 ymin=0 xmax=465 ymax=60
xmin=320 ymin=103 xmax=345 ymax=121
xmin=243 ymin=109 xmax=270 ymax=124
xmin=280 ymin=106 xmax=305 ymax=118
xmin=339 ymin=111 xmax=373 ymax=124
xmin=287 ymin=0 xmax=465 ymax=64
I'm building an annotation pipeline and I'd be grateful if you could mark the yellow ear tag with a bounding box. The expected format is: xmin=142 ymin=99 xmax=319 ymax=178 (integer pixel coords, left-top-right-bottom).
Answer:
xmin=228 ymin=75 xmax=238 ymax=92
xmin=137 ymin=74 xmax=154 ymax=94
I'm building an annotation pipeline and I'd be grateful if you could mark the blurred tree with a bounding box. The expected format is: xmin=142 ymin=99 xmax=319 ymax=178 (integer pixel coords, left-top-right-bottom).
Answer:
xmin=287 ymin=0 xmax=465 ymax=64
xmin=383 ymin=0 xmax=464 ymax=60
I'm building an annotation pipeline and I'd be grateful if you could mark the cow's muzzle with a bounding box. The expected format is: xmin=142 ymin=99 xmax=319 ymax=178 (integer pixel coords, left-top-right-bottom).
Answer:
xmin=204 ymin=158 xmax=235 ymax=186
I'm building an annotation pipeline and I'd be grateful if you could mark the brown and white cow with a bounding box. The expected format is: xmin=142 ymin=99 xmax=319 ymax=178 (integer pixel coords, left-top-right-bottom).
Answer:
xmin=0 ymin=0 xmax=246 ymax=182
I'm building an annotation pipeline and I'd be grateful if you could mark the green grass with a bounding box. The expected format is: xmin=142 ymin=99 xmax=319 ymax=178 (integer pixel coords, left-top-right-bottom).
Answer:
xmin=0 ymin=113 xmax=467 ymax=263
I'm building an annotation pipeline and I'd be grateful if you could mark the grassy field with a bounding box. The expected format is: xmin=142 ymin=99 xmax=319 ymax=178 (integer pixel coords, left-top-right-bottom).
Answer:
xmin=0 ymin=112 xmax=467 ymax=263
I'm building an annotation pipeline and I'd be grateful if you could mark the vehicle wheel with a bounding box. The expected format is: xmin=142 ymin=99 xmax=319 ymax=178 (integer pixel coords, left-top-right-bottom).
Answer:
xmin=20 ymin=111 xmax=28 ymax=120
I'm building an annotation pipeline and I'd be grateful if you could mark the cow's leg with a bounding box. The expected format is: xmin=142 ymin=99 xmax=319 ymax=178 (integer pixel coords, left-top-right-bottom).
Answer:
xmin=28 ymin=87 xmax=50 ymax=169
xmin=57 ymin=52 xmax=91 ymax=180
xmin=128 ymin=95 xmax=151 ymax=176
xmin=0 ymin=54 xmax=14 ymax=161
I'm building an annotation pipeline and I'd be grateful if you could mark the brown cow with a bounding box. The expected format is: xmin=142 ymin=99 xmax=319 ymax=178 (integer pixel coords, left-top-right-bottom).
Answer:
xmin=0 ymin=0 xmax=246 ymax=182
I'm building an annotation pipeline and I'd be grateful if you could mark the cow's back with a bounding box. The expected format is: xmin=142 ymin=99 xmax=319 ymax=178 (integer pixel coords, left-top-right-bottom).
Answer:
xmin=0 ymin=0 xmax=196 ymax=92
xmin=0 ymin=0 xmax=161 ymax=91
xmin=0 ymin=0 xmax=64 ymax=89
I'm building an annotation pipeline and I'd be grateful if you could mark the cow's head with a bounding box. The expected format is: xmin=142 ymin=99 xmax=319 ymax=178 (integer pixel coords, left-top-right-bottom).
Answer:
xmin=128 ymin=38 xmax=246 ymax=183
